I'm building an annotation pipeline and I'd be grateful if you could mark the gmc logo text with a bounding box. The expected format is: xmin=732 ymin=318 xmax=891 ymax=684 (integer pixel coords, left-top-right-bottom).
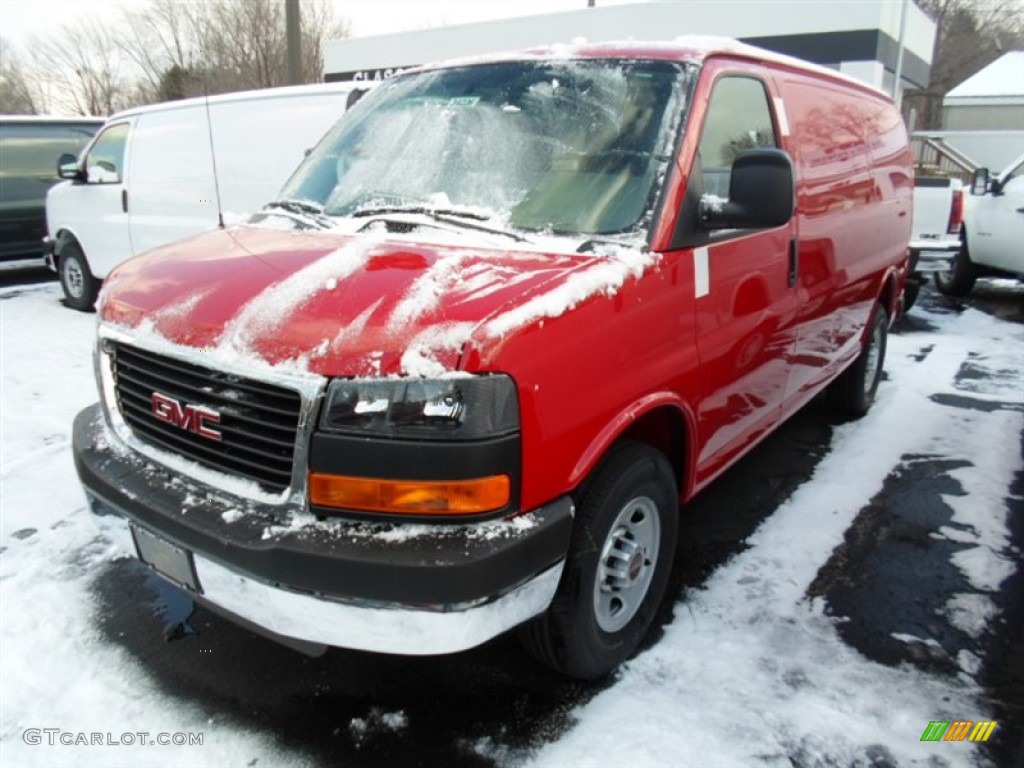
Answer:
xmin=150 ymin=392 xmax=222 ymax=441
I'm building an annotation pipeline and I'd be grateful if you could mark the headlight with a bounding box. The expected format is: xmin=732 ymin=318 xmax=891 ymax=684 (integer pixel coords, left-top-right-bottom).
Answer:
xmin=319 ymin=375 xmax=519 ymax=440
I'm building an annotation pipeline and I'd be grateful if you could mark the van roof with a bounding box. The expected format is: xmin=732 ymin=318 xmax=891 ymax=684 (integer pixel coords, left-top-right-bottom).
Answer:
xmin=104 ymin=81 xmax=365 ymax=122
xmin=0 ymin=115 xmax=106 ymax=124
xmin=417 ymin=36 xmax=891 ymax=101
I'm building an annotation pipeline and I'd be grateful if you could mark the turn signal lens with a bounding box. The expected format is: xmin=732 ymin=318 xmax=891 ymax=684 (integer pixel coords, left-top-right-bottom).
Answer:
xmin=309 ymin=473 xmax=511 ymax=515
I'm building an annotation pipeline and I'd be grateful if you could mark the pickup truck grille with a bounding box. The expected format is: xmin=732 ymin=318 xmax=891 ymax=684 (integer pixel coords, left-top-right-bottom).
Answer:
xmin=111 ymin=343 xmax=301 ymax=494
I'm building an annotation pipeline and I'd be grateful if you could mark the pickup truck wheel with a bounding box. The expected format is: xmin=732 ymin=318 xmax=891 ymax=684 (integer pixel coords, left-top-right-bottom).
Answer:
xmin=902 ymin=279 xmax=920 ymax=311
xmin=827 ymin=303 xmax=888 ymax=417
xmin=59 ymin=243 xmax=100 ymax=311
xmin=934 ymin=237 xmax=977 ymax=297
xmin=518 ymin=440 xmax=678 ymax=680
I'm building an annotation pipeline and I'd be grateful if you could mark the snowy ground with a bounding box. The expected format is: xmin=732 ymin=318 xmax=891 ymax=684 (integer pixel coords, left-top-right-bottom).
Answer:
xmin=1 ymin=280 xmax=1022 ymax=767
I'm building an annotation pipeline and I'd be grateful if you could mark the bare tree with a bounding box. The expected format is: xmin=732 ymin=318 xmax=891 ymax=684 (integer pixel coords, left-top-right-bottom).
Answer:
xmin=300 ymin=0 xmax=351 ymax=85
xmin=906 ymin=0 xmax=1024 ymax=129
xmin=31 ymin=17 xmax=138 ymax=116
xmin=119 ymin=0 xmax=204 ymax=101
xmin=0 ymin=38 xmax=40 ymax=114
xmin=198 ymin=0 xmax=349 ymax=91
xmin=118 ymin=0 xmax=350 ymax=102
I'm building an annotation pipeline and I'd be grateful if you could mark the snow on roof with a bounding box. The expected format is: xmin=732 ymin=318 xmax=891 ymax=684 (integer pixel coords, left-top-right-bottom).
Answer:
xmin=0 ymin=115 xmax=106 ymax=123
xmin=945 ymin=51 xmax=1024 ymax=101
xmin=417 ymin=36 xmax=890 ymax=100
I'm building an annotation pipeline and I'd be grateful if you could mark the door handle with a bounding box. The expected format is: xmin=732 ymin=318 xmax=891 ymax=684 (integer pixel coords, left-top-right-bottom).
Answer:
xmin=121 ymin=189 xmax=128 ymax=213
xmin=788 ymin=237 xmax=799 ymax=288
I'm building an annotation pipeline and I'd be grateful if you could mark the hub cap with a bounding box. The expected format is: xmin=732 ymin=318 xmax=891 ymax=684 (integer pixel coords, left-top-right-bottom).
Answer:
xmin=63 ymin=257 xmax=84 ymax=298
xmin=594 ymin=495 xmax=661 ymax=633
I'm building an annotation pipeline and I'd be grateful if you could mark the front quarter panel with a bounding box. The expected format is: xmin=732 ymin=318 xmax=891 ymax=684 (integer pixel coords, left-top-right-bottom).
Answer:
xmin=466 ymin=251 xmax=700 ymax=511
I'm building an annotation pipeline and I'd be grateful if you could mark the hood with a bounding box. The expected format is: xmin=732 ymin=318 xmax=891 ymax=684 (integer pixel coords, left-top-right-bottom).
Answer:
xmin=100 ymin=225 xmax=622 ymax=377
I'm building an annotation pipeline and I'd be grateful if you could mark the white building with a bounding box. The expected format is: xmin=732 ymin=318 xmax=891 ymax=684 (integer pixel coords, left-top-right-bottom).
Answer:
xmin=943 ymin=51 xmax=1024 ymax=130
xmin=913 ymin=51 xmax=1024 ymax=172
xmin=324 ymin=0 xmax=937 ymax=96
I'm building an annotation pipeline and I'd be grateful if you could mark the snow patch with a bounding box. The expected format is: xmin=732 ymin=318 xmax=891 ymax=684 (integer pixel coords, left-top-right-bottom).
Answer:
xmin=400 ymin=322 xmax=476 ymax=377
xmin=221 ymin=509 xmax=245 ymax=524
xmin=258 ymin=508 xmax=538 ymax=545
xmin=485 ymin=246 xmax=655 ymax=337
xmin=216 ymin=241 xmax=376 ymax=368
xmin=390 ymin=253 xmax=475 ymax=326
xmin=348 ymin=708 xmax=408 ymax=744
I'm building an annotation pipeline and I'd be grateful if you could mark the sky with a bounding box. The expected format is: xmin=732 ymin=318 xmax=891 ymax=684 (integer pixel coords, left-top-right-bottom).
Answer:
xmin=0 ymin=0 xmax=638 ymax=46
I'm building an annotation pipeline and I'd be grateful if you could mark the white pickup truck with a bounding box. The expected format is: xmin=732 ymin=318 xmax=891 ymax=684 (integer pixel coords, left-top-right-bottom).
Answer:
xmin=907 ymin=175 xmax=964 ymax=309
xmin=935 ymin=153 xmax=1024 ymax=297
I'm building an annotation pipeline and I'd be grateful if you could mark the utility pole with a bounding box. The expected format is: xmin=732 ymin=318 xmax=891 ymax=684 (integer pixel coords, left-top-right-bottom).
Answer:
xmin=893 ymin=0 xmax=909 ymax=109
xmin=286 ymin=0 xmax=302 ymax=85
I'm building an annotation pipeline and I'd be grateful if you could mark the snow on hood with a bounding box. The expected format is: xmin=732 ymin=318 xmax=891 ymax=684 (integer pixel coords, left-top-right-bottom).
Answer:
xmin=100 ymin=226 xmax=655 ymax=377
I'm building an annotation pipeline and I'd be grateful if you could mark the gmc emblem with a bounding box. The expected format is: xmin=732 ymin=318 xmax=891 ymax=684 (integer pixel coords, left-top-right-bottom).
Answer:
xmin=150 ymin=392 xmax=222 ymax=441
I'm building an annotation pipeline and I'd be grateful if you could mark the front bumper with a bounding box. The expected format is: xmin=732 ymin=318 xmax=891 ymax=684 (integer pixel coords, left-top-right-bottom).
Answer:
xmin=42 ymin=236 xmax=56 ymax=272
xmin=74 ymin=404 xmax=573 ymax=655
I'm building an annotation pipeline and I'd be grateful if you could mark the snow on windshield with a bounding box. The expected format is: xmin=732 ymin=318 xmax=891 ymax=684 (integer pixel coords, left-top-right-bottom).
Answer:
xmin=281 ymin=59 xmax=686 ymax=239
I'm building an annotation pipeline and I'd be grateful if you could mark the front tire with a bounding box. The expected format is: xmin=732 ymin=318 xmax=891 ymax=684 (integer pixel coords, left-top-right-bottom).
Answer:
xmin=59 ymin=242 xmax=100 ymax=311
xmin=827 ymin=302 xmax=888 ymax=417
xmin=519 ymin=441 xmax=678 ymax=680
xmin=934 ymin=236 xmax=977 ymax=297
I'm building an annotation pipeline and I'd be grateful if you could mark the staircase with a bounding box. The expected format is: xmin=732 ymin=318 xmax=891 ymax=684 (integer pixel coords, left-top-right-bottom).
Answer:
xmin=911 ymin=133 xmax=977 ymax=183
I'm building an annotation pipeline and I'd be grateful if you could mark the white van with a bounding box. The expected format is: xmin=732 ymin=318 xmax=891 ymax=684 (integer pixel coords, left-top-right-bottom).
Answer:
xmin=45 ymin=82 xmax=366 ymax=309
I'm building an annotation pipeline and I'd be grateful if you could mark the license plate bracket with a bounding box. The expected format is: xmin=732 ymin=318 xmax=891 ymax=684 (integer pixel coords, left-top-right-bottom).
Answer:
xmin=132 ymin=525 xmax=200 ymax=593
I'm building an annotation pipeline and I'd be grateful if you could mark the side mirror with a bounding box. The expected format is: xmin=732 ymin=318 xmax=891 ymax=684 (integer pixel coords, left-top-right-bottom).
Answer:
xmin=57 ymin=153 xmax=83 ymax=181
xmin=700 ymin=148 xmax=795 ymax=231
xmin=989 ymin=177 xmax=1004 ymax=196
xmin=970 ymin=167 xmax=989 ymax=195
xmin=346 ymin=88 xmax=368 ymax=110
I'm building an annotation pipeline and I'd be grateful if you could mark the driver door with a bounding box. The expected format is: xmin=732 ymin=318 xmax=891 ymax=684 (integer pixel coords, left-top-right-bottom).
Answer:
xmin=971 ymin=161 xmax=1023 ymax=273
xmin=69 ymin=120 xmax=135 ymax=278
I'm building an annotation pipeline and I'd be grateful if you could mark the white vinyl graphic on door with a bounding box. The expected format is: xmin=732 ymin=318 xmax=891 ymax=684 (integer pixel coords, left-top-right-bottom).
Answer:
xmin=694 ymin=246 xmax=710 ymax=298
xmin=773 ymin=97 xmax=790 ymax=136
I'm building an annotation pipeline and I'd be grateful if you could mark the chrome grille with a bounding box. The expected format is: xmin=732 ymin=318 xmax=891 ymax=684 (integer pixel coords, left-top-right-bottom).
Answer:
xmin=111 ymin=343 xmax=301 ymax=493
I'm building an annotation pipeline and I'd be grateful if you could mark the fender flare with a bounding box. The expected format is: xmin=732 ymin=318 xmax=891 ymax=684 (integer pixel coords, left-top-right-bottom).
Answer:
xmin=52 ymin=228 xmax=83 ymax=260
xmin=568 ymin=391 xmax=698 ymax=501
xmin=881 ymin=256 xmax=908 ymax=323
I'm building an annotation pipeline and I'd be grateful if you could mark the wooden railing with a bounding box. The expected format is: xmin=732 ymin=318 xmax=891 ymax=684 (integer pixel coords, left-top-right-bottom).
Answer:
xmin=910 ymin=133 xmax=977 ymax=183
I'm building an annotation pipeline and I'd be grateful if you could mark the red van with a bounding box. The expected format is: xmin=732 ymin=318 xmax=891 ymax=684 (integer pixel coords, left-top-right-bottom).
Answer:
xmin=73 ymin=40 xmax=911 ymax=679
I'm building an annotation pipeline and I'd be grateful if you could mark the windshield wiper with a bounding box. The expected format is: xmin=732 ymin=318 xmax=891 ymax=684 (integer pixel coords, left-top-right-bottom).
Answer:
xmin=351 ymin=205 xmax=530 ymax=243
xmin=351 ymin=205 xmax=489 ymax=221
xmin=267 ymin=199 xmax=326 ymax=216
xmin=263 ymin=199 xmax=334 ymax=229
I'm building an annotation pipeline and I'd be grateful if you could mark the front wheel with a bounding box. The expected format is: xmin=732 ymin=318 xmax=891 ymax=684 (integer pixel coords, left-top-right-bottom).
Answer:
xmin=519 ymin=441 xmax=678 ymax=680
xmin=59 ymin=242 xmax=100 ymax=311
xmin=827 ymin=303 xmax=888 ymax=417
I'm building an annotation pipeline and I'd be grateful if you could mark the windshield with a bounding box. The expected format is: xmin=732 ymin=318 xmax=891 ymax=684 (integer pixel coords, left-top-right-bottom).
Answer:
xmin=279 ymin=59 xmax=688 ymax=239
